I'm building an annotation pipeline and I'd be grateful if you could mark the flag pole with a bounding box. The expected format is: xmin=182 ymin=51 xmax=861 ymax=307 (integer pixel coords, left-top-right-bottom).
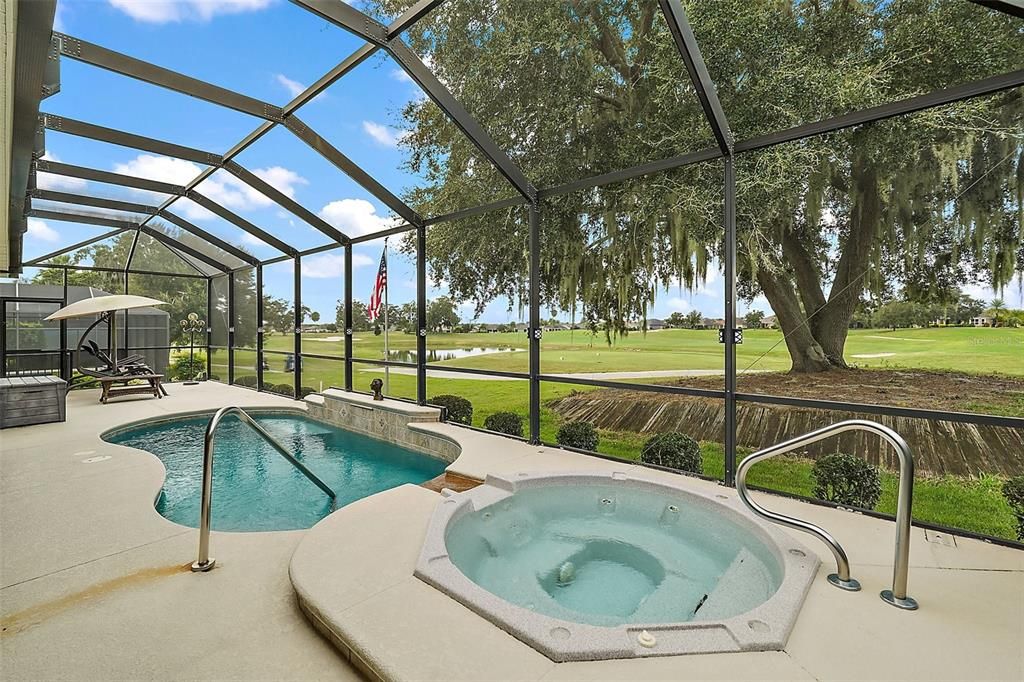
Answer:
xmin=383 ymin=237 xmax=390 ymax=395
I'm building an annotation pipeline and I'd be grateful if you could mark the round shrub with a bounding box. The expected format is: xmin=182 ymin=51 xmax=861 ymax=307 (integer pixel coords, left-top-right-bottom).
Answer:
xmin=556 ymin=421 xmax=599 ymax=451
xmin=234 ymin=375 xmax=258 ymax=388
xmin=483 ymin=411 xmax=524 ymax=437
xmin=811 ymin=453 xmax=882 ymax=510
xmin=1002 ymin=476 xmax=1024 ymax=541
xmin=430 ymin=394 xmax=473 ymax=425
xmin=641 ymin=432 xmax=702 ymax=475
xmin=169 ymin=353 xmax=206 ymax=381
xmin=299 ymin=386 xmax=317 ymax=399
xmin=268 ymin=383 xmax=295 ymax=397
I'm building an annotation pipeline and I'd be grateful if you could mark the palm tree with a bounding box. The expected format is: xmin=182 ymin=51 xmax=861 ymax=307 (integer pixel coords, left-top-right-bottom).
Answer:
xmin=988 ymin=298 xmax=1007 ymax=327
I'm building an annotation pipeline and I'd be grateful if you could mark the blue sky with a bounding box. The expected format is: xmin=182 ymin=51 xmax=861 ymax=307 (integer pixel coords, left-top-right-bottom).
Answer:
xmin=17 ymin=0 xmax=1022 ymax=323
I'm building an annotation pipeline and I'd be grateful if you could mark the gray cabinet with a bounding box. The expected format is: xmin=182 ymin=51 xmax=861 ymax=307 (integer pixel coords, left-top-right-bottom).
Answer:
xmin=0 ymin=376 xmax=68 ymax=428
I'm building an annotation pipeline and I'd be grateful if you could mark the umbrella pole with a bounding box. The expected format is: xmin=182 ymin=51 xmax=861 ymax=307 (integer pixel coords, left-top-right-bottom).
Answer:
xmin=108 ymin=311 xmax=118 ymax=369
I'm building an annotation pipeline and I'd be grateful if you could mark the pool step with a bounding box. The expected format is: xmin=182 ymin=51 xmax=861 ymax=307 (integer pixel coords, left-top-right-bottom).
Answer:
xmin=693 ymin=548 xmax=773 ymax=621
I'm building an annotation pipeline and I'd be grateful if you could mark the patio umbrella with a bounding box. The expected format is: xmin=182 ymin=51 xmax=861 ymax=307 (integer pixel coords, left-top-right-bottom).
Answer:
xmin=45 ymin=294 xmax=168 ymax=368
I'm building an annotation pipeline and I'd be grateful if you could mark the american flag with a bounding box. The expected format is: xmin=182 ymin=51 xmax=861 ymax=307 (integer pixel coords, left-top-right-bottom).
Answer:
xmin=367 ymin=249 xmax=388 ymax=323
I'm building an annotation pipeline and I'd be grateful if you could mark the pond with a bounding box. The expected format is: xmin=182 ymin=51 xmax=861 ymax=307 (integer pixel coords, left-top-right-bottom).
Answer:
xmin=385 ymin=347 xmax=520 ymax=363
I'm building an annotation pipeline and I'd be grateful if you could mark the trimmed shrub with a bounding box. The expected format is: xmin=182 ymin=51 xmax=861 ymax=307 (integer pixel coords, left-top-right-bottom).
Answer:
xmin=483 ymin=411 xmax=524 ymax=437
xmin=168 ymin=353 xmax=206 ymax=382
xmin=811 ymin=453 xmax=882 ymax=510
xmin=1002 ymin=476 xmax=1024 ymax=541
xmin=234 ymin=375 xmax=258 ymax=388
xmin=430 ymin=394 xmax=473 ymax=425
xmin=267 ymin=383 xmax=295 ymax=397
xmin=299 ymin=386 xmax=317 ymax=398
xmin=641 ymin=432 xmax=702 ymax=475
xmin=556 ymin=421 xmax=599 ymax=451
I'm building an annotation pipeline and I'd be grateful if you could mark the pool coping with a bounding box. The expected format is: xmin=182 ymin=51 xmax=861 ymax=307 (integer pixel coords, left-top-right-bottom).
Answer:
xmin=413 ymin=470 xmax=820 ymax=662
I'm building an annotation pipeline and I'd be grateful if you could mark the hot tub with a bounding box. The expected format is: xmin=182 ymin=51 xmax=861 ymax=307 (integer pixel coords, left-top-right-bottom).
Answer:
xmin=415 ymin=471 xmax=819 ymax=661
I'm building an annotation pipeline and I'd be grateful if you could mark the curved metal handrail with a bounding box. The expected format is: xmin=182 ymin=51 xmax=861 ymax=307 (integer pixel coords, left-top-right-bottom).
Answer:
xmin=191 ymin=406 xmax=336 ymax=572
xmin=737 ymin=419 xmax=918 ymax=610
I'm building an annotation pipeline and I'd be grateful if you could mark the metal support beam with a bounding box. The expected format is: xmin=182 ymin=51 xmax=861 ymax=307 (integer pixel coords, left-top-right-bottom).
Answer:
xmin=228 ymin=270 xmax=236 ymax=384
xmin=25 ymin=226 xmax=133 ymax=265
xmin=344 ymin=245 xmax=353 ymax=391
xmin=734 ymin=68 xmax=1024 ymax=154
xmin=970 ymin=1 xmax=1024 ymax=19
xmin=7 ymin=0 xmax=58 ymax=275
xmin=206 ymin=277 xmax=214 ymax=380
xmin=41 ymin=113 xmax=221 ymax=165
xmin=284 ymin=116 xmax=422 ymax=226
xmin=223 ymin=160 xmax=349 ymax=243
xmin=32 ymin=188 xmax=159 ymax=215
xmin=53 ymin=33 xmax=284 ymax=121
xmin=287 ymin=0 xmax=534 ymax=202
xmin=25 ymin=208 xmax=139 ymax=230
xmin=187 ymin=190 xmax=297 ymax=255
xmin=288 ymin=0 xmax=390 ymax=44
xmin=256 ymin=264 xmax=265 ymax=391
xmin=416 ymin=224 xmax=427 ymax=404
xmin=141 ymin=226 xmax=229 ymax=273
xmin=723 ymin=158 xmax=738 ymax=486
xmin=388 ymin=39 xmax=536 ymax=202
xmin=294 ymin=255 xmax=302 ymax=398
xmin=658 ymin=0 xmax=733 ymax=154
xmin=34 ymin=158 xmax=185 ymax=195
xmin=158 ymin=211 xmax=259 ymax=265
xmin=528 ymin=202 xmax=541 ymax=444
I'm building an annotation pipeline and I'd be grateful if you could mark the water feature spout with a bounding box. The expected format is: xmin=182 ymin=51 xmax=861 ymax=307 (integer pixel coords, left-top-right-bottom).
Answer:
xmin=557 ymin=561 xmax=576 ymax=586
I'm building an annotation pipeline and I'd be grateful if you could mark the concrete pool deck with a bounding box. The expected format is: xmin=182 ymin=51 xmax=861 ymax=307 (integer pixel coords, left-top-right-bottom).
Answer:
xmin=1 ymin=382 xmax=1022 ymax=681
xmin=0 ymin=383 xmax=361 ymax=681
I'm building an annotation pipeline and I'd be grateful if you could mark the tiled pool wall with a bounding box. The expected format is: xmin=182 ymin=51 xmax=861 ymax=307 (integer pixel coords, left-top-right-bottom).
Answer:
xmin=306 ymin=390 xmax=460 ymax=464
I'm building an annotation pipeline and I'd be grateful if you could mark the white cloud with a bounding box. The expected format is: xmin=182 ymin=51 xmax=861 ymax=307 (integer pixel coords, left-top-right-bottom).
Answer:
xmin=275 ymin=74 xmax=305 ymax=98
xmin=239 ymin=231 xmax=269 ymax=248
xmin=318 ymin=199 xmax=397 ymax=237
xmin=362 ymin=120 xmax=407 ymax=148
xmin=112 ymin=154 xmax=306 ymax=220
xmin=108 ymin=0 xmax=271 ymax=23
xmin=665 ymin=297 xmax=692 ymax=312
xmin=352 ymin=253 xmax=374 ymax=268
xmin=391 ymin=68 xmax=413 ymax=84
xmin=37 ymin=152 xmax=88 ymax=191
xmin=26 ymin=218 xmax=59 ymax=243
xmin=301 ymin=254 xmax=345 ymax=279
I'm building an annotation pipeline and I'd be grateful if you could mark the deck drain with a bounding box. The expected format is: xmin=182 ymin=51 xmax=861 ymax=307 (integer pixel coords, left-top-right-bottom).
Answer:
xmin=788 ymin=549 xmax=806 ymax=557
xmin=81 ymin=455 xmax=112 ymax=464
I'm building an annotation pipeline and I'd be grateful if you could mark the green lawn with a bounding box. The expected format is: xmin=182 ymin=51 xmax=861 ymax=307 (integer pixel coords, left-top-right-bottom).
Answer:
xmin=261 ymin=325 xmax=1024 ymax=377
xmin=205 ymin=325 xmax=1022 ymax=542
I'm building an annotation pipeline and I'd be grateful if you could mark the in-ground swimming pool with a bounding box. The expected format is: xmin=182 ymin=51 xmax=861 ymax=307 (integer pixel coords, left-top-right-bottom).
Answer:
xmin=416 ymin=471 xmax=819 ymax=661
xmin=105 ymin=411 xmax=447 ymax=531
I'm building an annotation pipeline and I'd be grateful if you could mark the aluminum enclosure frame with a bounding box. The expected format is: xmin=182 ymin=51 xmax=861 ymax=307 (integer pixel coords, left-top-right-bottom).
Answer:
xmin=4 ymin=0 xmax=1023 ymax=549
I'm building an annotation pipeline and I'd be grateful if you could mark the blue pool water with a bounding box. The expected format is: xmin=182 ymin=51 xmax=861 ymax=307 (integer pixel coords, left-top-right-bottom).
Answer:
xmin=105 ymin=412 xmax=447 ymax=531
xmin=446 ymin=483 xmax=782 ymax=626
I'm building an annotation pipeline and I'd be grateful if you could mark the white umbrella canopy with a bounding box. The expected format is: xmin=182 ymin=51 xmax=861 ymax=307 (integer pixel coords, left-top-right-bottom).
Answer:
xmin=45 ymin=295 xmax=168 ymax=321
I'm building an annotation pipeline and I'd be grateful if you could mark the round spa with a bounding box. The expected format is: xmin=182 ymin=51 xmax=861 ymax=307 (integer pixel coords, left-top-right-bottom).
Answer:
xmin=414 ymin=471 xmax=820 ymax=661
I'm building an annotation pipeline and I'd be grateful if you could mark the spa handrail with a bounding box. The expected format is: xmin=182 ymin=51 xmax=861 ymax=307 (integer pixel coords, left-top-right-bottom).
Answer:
xmin=736 ymin=419 xmax=918 ymax=610
xmin=191 ymin=406 xmax=336 ymax=572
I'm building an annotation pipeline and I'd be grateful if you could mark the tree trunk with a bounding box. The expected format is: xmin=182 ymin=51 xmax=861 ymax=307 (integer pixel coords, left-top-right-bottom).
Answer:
xmin=756 ymin=268 xmax=832 ymax=373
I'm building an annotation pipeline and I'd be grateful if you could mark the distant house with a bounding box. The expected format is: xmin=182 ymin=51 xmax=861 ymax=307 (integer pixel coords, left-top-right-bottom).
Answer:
xmin=542 ymin=323 xmax=570 ymax=332
xmin=971 ymin=315 xmax=994 ymax=327
xmin=761 ymin=315 xmax=778 ymax=329
xmin=645 ymin=318 xmax=668 ymax=330
xmin=703 ymin=318 xmax=726 ymax=329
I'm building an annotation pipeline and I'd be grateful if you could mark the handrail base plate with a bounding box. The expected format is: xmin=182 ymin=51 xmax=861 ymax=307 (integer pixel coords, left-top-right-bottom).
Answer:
xmin=827 ymin=573 xmax=861 ymax=591
xmin=191 ymin=558 xmax=216 ymax=572
xmin=881 ymin=590 xmax=918 ymax=610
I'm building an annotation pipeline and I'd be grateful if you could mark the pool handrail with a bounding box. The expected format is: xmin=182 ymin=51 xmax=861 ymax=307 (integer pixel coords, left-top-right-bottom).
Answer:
xmin=736 ymin=418 xmax=918 ymax=610
xmin=191 ymin=406 xmax=337 ymax=572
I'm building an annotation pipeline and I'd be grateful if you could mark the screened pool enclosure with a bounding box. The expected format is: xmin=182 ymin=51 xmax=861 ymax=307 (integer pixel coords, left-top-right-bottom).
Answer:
xmin=4 ymin=1 xmax=1023 ymax=546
